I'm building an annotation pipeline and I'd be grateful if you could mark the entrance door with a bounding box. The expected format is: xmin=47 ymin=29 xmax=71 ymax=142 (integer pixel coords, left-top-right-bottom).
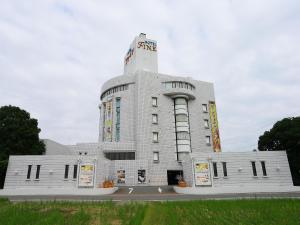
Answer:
xmin=167 ymin=170 xmax=183 ymax=185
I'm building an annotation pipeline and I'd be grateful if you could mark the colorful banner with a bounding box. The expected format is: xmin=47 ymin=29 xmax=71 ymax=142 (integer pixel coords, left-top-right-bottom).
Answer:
xmin=103 ymin=100 xmax=113 ymax=142
xmin=194 ymin=161 xmax=211 ymax=186
xmin=78 ymin=163 xmax=95 ymax=187
xmin=209 ymin=101 xmax=221 ymax=152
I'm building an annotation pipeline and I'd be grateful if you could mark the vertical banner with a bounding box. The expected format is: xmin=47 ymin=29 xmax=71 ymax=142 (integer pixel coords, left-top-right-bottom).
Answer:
xmin=117 ymin=170 xmax=125 ymax=184
xmin=194 ymin=161 xmax=212 ymax=186
xmin=103 ymin=99 xmax=113 ymax=142
xmin=78 ymin=163 xmax=95 ymax=187
xmin=138 ymin=170 xmax=146 ymax=184
xmin=209 ymin=101 xmax=221 ymax=152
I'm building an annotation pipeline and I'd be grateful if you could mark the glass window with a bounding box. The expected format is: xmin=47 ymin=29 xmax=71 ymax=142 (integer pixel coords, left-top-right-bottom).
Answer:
xmin=26 ymin=165 xmax=32 ymax=179
xmin=153 ymin=152 xmax=159 ymax=161
xmin=176 ymin=114 xmax=188 ymax=122
xmin=104 ymin=152 xmax=135 ymax=160
xmin=152 ymin=114 xmax=158 ymax=124
xmin=175 ymin=98 xmax=187 ymax=105
xmin=153 ymin=132 xmax=158 ymax=142
xmin=204 ymin=119 xmax=209 ymax=128
xmin=73 ymin=165 xmax=78 ymax=179
xmin=261 ymin=161 xmax=267 ymax=176
xmin=177 ymin=131 xmax=190 ymax=140
xmin=206 ymin=136 xmax=211 ymax=145
xmin=213 ymin=162 xmax=218 ymax=177
xmin=202 ymin=104 xmax=208 ymax=112
xmin=36 ymin=165 xmax=41 ymax=179
xmin=251 ymin=161 xmax=257 ymax=177
xmin=152 ymin=97 xmax=158 ymax=107
xmin=222 ymin=162 xmax=228 ymax=177
xmin=64 ymin=165 xmax=69 ymax=179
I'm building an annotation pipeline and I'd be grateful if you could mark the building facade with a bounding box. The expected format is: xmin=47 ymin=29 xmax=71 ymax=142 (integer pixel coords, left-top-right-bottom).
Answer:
xmin=4 ymin=34 xmax=293 ymax=190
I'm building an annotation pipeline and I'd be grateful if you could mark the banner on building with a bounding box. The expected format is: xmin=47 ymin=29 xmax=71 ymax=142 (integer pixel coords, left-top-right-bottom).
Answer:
xmin=194 ymin=161 xmax=212 ymax=186
xmin=103 ymin=100 xmax=113 ymax=142
xmin=78 ymin=163 xmax=95 ymax=187
xmin=117 ymin=170 xmax=125 ymax=184
xmin=138 ymin=170 xmax=146 ymax=184
xmin=209 ymin=101 xmax=221 ymax=152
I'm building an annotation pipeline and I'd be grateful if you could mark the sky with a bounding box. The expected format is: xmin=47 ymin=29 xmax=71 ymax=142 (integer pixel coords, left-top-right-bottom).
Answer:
xmin=0 ymin=0 xmax=299 ymax=152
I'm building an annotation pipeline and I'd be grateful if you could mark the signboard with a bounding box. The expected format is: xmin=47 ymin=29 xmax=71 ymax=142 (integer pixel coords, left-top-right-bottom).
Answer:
xmin=137 ymin=40 xmax=157 ymax=52
xmin=209 ymin=101 xmax=221 ymax=152
xmin=78 ymin=163 xmax=95 ymax=187
xmin=138 ymin=170 xmax=146 ymax=184
xmin=194 ymin=161 xmax=212 ymax=186
xmin=103 ymin=100 xmax=113 ymax=142
xmin=117 ymin=170 xmax=125 ymax=184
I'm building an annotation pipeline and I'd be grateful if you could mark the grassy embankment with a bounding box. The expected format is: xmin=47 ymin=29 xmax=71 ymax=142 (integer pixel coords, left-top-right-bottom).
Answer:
xmin=0 ymin=198 xmax=299 ymax=225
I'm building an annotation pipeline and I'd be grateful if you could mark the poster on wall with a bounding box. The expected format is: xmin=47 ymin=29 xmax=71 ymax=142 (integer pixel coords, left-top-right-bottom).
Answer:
xmin=209 ymin=101 xmax=221 ymax=152
xmin=103 ymin=100 xmax=113 ymax=142
xmin=194 ymin=161 xmax=212 ymax=186
xmin=138 ymin=170 xmax=146 ymax=184
xmin=78 ymin=163 xmax=95 ymax=187
xmin=117 ymin=170 xmax=125 ymax=184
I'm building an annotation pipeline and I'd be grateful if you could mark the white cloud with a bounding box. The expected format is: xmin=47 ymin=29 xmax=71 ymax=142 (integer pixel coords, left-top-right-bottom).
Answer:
xmin=0 ymin=0 xmax=299 ymax=152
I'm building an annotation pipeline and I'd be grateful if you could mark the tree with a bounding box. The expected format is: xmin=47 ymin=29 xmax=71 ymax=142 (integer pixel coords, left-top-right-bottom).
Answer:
xmin=0 ymin=105 xmax=45 ymax=188
xmin=258 ymin=117 xmax=300 ymax=185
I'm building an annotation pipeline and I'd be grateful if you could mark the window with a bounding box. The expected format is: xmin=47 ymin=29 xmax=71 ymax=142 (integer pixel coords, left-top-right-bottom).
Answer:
xmin=176 ymin=114 xmax=188 ymax=122
xmin=152 ymin=97 xmax=158 ymax=107
xmin=79 ymin=152 xmax=82 ymax=155
xmin=153 ymin=132 xmax=158 ymax=142
xmin=26 ymin=165 xmax=32 ymax=179
xmin=115 ymin=98 xmax=121 ymax=141
xmin=222 ymin=162 xmax=228 ymax=177
xmin=177 ymin=131 xmax=190 ymax=140
xmin=213 ymin=162 xmax=218 ymax=177
xmin=204 ymin=119 xmax=209 ymax=128
xmin=206 ymin=136 xmax=211 ymax=145
xmin=64 ymin=165 xmax=69 ymax=179
xmin=153 ymin=152 xmax=159 ymax=162
xmin=202 ymin=104 xmax=208 ymax=112
xmin=35 ymin=165 xmax=41 ymax=179
xmin=84 ymin=152 xmax=87 ymax=155
xmin=104 ymin=152 xmax=135 ymax=160
xmin=152 ymin=114 xmax=158 ymax=124
xmin=73 ymin=165 xmax=78 ymax=179
xmin=251 ymin=161 xmax=257 ymax=177
xmin=261 ymin=161 xmax=267 ymax=176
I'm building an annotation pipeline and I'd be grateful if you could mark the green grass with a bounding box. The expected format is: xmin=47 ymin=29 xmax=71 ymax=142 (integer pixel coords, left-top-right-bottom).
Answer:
xmin=0 ymin=198 xmax=299 ymax=225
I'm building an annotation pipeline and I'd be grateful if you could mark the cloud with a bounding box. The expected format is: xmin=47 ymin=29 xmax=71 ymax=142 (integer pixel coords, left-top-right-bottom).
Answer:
xmin=0 ymin=0 xmax=299 ymax=152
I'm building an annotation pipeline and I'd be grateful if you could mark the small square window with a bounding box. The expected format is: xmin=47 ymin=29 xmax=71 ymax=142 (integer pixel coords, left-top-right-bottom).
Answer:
xmin=152 ymin=97 xmax=158 ymax=107
xmin=204 ymin=119 xmax=209 ymax=129
xmin=206 ymin=136 xmax=211 ymax=145
xmin=153 ymin=152 xmax=159 ymax=162
xmin=152 ymin=114 xmax=158 ymax=124
xmin=153 ymin=132 xmax=158 ymax=142
xmin=202 ymin=104 xmax=208 ymax=113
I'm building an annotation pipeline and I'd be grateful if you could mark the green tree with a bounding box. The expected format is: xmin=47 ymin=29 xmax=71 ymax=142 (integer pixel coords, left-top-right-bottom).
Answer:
xmin=258 ymin=117 xmax=300 ymax=185
xmin=0 ymin=105 xmax=45 ymax=188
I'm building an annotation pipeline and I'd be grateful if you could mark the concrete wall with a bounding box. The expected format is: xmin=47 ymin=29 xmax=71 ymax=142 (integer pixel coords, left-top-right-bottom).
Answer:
xmin=186 ymin=151 xmax=293 ymax=188
xmin=4 ymin=155 xmax=99 ymax=189
xmin=44 ymin=139 xmax=72 ymax=155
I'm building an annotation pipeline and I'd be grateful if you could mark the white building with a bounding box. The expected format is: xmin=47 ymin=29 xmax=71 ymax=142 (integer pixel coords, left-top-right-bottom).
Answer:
xmin=3 ymin=34 xmax=294 ymax=191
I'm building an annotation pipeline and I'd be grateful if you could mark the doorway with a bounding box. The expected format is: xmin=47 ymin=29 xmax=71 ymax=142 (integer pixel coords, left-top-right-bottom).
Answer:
xmin=167 ymin=170 xmax=183 ymax=185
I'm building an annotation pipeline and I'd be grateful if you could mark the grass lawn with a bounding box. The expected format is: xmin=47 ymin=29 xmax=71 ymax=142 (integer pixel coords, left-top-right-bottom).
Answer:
xmin=0 ymin=198 xmax=299 ymax=225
